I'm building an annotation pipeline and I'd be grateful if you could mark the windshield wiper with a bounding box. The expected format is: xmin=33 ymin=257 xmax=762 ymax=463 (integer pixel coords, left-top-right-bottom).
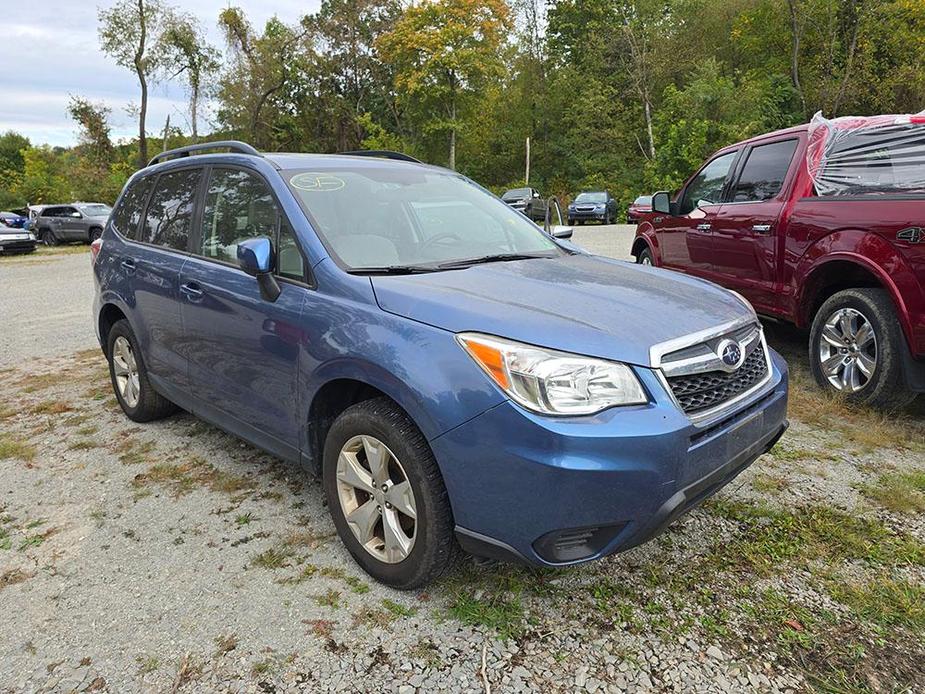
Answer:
xmin=437 ymin=253 xmax=552 ymax=269
xmin=346 ymin=264 xmax=441 ymax=275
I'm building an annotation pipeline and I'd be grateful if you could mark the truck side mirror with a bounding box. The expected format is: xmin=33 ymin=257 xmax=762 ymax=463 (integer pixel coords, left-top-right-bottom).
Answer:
xmin=652 ymin=191 xmax=671 ymax=215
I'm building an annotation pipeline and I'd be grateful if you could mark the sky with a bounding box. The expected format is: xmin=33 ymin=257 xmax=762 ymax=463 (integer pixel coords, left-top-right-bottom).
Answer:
xmin=0 ymin=1 xmax=320 ymax=148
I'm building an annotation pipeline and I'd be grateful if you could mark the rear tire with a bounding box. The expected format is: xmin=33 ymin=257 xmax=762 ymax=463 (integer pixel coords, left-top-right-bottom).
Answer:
xmin=323 ymin=397 xmax=461 ymax=589
xmin=809 ymin=288 xmax=916 ymax=409
xmin=107 ymin=319 xmax=178 ymax=422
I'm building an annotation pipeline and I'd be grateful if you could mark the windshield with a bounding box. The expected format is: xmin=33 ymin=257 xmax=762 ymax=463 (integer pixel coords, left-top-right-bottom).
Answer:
xmin=78 ymin=204 xmax=112 ymax=217
xmin=575 ymin=192 xmax=606 ymax=203
xmin=284 ymin=166 xmax=561 ymax=270
xmin=502 ymin=188 xmax=530 ymax=200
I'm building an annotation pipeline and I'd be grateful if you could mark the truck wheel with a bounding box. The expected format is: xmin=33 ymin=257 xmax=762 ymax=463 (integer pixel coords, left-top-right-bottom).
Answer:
xmin=636 ymin=247 xmax=653 ymax=266
xmin=809 ymin=288 xmax=916 ymax=409
xmin=323 ymin=397 xmax=461 ymax=589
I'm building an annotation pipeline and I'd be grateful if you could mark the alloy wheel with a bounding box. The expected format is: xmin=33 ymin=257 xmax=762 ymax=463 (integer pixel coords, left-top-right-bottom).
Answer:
xmin=112 ymin=335 xmax=141 ymax=408
xmin=818 ymin=307 xmax=877 ymax=392
xmin=336 ymin=435 xmax=417 ymax=564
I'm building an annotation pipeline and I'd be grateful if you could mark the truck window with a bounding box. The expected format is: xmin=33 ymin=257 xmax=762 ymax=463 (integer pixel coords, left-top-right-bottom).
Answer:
xmin=732 ymin=140 xmax=798 ymax=202
xmin=680 ymin=151 xmax=737 ymax=214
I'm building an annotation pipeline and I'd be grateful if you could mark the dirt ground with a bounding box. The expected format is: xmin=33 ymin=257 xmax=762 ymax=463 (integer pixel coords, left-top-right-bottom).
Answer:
xmin=1 ymin=245 xmax=924 ymax=693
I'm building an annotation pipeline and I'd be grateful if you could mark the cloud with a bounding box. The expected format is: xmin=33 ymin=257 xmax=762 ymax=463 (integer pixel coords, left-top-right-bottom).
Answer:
xmin=0 ymin=1 xmax=321 ymax=147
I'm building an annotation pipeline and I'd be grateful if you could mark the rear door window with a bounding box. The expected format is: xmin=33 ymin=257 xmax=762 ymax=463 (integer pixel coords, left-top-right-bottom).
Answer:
xmin=111 ymin=176 xmax=154 ymax=239
xmin=732 ymin=140 xmax=798 ymax=202
xmin=141 ymin=168 xmax=201 ymax=251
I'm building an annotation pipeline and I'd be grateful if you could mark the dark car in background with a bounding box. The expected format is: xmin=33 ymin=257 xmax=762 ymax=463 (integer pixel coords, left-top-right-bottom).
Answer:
xmin=0 ymin=211 xmax=28 ymax=228
xmin=34 ymin=202 xmax=112 ymax=245
xmin=568 ymin=191 xmax=618 ymax=225
xmin=626 ymin=195 xmax=652 ymax=224
xmin=0 ymin=224 xmax=37 ymax=254
xmin=501 ymin=187 xmax=547 ymax=222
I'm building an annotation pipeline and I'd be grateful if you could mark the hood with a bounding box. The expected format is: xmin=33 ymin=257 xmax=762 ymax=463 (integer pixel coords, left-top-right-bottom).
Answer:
xmin=371 ymin=254 xmax=754 ymax=367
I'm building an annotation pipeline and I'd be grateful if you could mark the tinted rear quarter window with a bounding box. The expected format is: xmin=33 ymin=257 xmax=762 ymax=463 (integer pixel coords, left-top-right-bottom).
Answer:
xmin=111 ymin=176 xmax=154 ymax=239
xmin=733 ymin=140 xmax=798 ymax=202
xmin=141 ymin=169 xmax=202 ymax=250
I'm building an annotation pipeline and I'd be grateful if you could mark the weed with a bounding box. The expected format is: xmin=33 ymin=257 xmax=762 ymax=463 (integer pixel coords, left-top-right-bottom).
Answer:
xmin=116 ymin=438 xmax=155 ymax=465
xmin=131 ymin=456 xmax=255 ymax=497
xmin=235 ymin=512 xmax=255 ymax=526
xmin=382 ymin=598 xmax=417 ymax=618
xmin=829 ymin=576 xmax=925 ymax=630
xmin=214 ymin=633 xmax=238 ymax=656
xmin=68 ymin=440 xmax=99 ymax=451
xmin=136 ymin=655 xmax=159 ymax=674
xmin=351 ymin=607 xmax=395 ymax=629
xmin=251 ymin=547 xmax=293 ymax=570
xmin=316 ymin=589 xmax=341 ymax=608
xmin=750 ymin=472 xmax=788 ymax=494
xmin=0 ymin=568 xmax=30 ymax=591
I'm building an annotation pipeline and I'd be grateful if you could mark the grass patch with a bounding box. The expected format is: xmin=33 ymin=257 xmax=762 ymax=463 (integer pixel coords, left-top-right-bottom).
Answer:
xmin=0 ymin=568 xmax=31 ymax=591
xmin=829 ymin=577 xmax=925 ymax=630
xmin=315 ymin=588 xmax=341 ymax=608
xmin=860 ymin=470 xmax=925 ymax=514
xmin=68 ymin=439 xmax=99 ymax=451
xmin=447 ymin=591 xmax=523 ymax=640
xmin=706 ymin=499 xmax=925 ymax=575
xmin=131 ymin=456 xmax=255 ymax=497
xmin=750 ymin=472 xmax=788 ymax=494
xmin=116 ymin=438 xmax=156 ymax=465
xmin=29 ymin=400 xmax=73 ymax=415
xmin=787 ymin=368 xmax=925 ymax=453
xmin=0 ymin=434 xmax=36 ymax=462
xmin=214 ymin=633 xmax=238 ymax=656
xmin=352 ymin=607 xmax=395 ymax=629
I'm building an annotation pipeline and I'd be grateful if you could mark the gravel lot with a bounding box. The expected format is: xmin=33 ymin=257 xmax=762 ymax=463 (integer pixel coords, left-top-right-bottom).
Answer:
xmin=1 ymin=240 xmax=923 ymax=694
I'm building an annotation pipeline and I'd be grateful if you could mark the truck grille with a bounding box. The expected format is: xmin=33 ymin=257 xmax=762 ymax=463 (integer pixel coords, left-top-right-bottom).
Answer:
xmin=667 ymin=345 xmax=768 ymax=415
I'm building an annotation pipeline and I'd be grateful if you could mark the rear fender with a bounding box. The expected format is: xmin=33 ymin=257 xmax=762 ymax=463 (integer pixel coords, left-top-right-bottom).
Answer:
xmin=795 ymin=230 xmax=923 ymax=350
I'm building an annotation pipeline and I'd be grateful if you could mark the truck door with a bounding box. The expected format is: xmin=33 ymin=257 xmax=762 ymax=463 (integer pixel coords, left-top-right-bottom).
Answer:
xmin=655 ymin=150 xmax=738 ymax=273
xmin=710 ymin=138 xmax=799 ymax=312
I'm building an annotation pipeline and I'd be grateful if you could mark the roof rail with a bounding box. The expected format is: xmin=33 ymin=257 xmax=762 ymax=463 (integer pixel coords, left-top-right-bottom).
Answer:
xmin=147 ymin=140 xmax=261 ymax=167
xmin=338 ymin=150 xmax=422 ymax=164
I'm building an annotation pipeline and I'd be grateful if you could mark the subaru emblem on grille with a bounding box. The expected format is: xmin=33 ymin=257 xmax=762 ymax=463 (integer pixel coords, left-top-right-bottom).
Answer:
xmin=717 ymin=339 xmax=743 ymax=369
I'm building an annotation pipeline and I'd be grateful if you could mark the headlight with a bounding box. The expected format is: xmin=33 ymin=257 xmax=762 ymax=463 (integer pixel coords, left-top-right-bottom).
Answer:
xmin=457 ymin=333 xmax=648 ymax=415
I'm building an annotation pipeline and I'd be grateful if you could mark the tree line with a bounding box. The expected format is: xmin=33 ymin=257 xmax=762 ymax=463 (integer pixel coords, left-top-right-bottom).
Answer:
xmin=1 ymin=0 xmax=923 ymax=213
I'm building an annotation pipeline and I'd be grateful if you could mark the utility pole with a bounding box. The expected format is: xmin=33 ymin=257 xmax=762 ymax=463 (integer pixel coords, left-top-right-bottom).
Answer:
xmin=525 ymin=137 xmax=530 ymax=184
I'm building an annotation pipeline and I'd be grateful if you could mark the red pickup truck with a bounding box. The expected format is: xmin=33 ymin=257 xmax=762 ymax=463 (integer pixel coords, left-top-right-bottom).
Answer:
xmin=633 ymin=114 xmax=925 ymax=408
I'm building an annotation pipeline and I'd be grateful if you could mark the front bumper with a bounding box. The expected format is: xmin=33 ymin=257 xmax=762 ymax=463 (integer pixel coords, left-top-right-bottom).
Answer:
xmin=0 ymin=237 xmax=36 ymax=253
xmin=568 ymin=208 xmax=606 ymax=221
xmin=432 ymin=350 xmax=789 ymax=566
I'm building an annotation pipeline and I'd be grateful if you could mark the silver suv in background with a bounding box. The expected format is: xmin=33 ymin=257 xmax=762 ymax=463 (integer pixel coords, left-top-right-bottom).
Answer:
xmin=35 ymin=203 xmax=112 ymax=245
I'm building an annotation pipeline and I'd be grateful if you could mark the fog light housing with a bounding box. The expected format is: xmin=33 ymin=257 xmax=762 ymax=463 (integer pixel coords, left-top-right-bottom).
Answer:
xmin=533 ymin=523 xmax=628 ymax=563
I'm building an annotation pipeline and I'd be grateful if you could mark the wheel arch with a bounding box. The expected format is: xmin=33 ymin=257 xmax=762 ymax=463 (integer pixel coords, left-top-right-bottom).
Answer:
xmin=797 ymin=253 xmax=914 ymax=348
xmin=98 ymin=302 xmax=129 ymax=358
xmin=631 ymin=226 xmax=658 ymax=263
xmin=303 ymin=364 xmax=438 ymax=476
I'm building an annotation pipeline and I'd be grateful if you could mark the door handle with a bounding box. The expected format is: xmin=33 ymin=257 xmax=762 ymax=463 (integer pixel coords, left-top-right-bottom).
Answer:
xmin=180 ymin=282 xmax=204 ymax=301
xmin=696 ymin=223 xmax=712 ymax=232
xmin=751 ymin=224 xmax=772 ymax=233
xmin=120 ymin=259 xmax=136 ymax=273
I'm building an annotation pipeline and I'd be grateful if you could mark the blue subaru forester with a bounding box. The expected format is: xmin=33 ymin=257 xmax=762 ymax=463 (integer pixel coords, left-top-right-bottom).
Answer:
xmin=92 ymin=142 xmax=788 ymax=588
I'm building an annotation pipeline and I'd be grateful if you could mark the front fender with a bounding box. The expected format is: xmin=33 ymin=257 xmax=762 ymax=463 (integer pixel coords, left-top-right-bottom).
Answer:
xmin=632 ymin=223 xmax=660 ymax=263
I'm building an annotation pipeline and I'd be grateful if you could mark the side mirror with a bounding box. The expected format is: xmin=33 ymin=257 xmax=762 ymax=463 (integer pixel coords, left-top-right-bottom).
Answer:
xmin=550 ymin=225 xmax=573 ymax=239
xmin=652 ymin=191 xmax=671 ymax=215
xmin=237 ymin=236 xmax=281 ymax=302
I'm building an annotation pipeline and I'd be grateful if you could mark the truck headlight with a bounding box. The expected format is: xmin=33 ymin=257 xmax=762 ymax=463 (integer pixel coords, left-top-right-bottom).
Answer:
xmin=457 ymin=333 xmax=648 ymax=415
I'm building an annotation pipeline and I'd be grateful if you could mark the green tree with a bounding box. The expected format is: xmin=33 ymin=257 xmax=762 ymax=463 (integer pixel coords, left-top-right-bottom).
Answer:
xmin=377 ymin=0 xmax=510 ymax=169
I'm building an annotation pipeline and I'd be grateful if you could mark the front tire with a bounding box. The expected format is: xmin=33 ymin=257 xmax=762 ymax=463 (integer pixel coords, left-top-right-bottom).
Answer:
xmin=107 ymin=319 xmax=178 ymax=422
xmin=42 ymin=229 xmax=59 ymax=246
xmin=636 ymin=246 xmax=654 ymax=266
xmin=323 ymin=397 xmax=461 ymax=589
xmin=809 ymin=288 xmax=916 ymax=409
